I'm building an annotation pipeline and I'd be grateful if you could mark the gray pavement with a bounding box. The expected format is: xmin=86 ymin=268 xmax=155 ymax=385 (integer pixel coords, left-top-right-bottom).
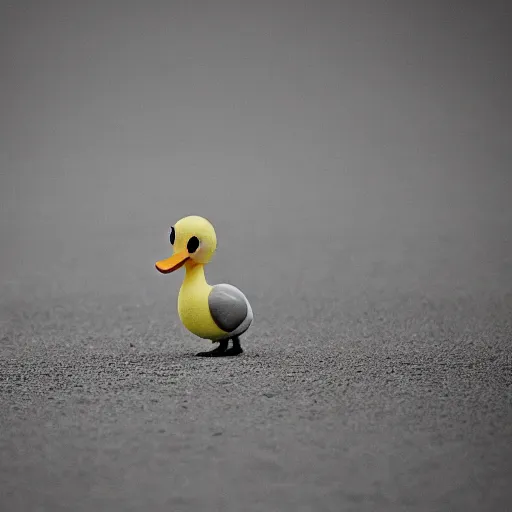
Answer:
xmin=1 ymin=1 xmax=511 ymax=511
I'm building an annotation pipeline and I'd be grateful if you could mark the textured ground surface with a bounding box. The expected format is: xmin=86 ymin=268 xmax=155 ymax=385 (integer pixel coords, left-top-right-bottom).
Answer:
xmin=1 ymin=1 xmax=512 ymax=511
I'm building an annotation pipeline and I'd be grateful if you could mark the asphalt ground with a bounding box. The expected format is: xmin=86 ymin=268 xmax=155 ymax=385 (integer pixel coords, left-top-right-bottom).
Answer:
xmin=1 ymin=2 xmax=511 ymax=511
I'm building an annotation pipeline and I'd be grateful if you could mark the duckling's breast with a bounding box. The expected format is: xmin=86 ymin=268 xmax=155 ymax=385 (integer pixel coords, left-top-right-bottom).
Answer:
xmin=177 ymin=284 xmax=228 ymax=340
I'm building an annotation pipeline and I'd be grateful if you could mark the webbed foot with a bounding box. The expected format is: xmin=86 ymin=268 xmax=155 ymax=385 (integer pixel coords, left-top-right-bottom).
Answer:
xmin=195 ymin=337 xmax=243 ymax=357
xmin=222 ymin=336 xmax=243 ymax=357
xmin=223 ymin=346 xmax=243 ymax=356
xmin=196 ymin=339 xmax=228 ymax=357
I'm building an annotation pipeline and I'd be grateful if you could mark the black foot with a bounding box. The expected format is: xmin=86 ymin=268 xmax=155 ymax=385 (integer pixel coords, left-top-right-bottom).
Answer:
xmin=196 ymin=340 xmax=228 ymax=357
xmin=223 ymin=336 xmax=243 ymax=356
xmin=223 ymin=346 xmax=243 ymax=356
xmin=195 ymin=337 xmax=244 ymax=357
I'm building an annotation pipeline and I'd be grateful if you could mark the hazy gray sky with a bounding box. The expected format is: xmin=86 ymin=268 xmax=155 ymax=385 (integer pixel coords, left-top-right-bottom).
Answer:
xmin=1 ymin=0 xmax=511 ymax=303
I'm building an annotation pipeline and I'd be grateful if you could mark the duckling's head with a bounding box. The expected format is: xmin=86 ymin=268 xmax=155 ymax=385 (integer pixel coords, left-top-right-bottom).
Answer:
xmin=155 ymin=215 xmax=217 ymax=274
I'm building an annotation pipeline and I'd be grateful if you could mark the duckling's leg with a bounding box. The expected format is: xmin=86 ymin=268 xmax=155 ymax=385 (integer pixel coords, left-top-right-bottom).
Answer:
xmin=223 ymin=336 xmax=243 ymax=356
xmin=196 ymin=339 xmax=228 ymax=357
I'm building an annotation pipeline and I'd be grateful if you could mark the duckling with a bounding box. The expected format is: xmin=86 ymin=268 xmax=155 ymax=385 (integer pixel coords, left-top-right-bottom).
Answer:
xmin=155 ymin=215 xmax=253 ymax=357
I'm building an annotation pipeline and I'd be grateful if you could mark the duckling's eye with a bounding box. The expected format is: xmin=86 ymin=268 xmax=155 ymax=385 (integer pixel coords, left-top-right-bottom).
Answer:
xmin=169 ymin=227 xmax=175 ymax=245
xmin=187 ymin=236 xmax=200 ymax=253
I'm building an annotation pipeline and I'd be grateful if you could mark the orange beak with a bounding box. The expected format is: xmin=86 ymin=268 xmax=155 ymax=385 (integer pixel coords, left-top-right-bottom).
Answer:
xmin=155 ymin=250 xmax=190 ymax=274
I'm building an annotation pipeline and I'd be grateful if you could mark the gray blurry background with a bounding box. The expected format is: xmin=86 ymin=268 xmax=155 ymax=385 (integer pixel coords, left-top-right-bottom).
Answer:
xmin=1 ymin=1 xmax=511 ymax=511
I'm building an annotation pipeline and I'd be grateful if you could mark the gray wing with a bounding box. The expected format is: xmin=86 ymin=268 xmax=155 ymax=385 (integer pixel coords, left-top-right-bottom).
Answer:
xmin=208 ymin=284 xmax=248 ymax=333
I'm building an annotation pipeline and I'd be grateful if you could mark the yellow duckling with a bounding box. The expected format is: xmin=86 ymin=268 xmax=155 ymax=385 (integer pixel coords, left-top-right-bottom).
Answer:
xmin=155 ymin=215 xmax=253 ymax=357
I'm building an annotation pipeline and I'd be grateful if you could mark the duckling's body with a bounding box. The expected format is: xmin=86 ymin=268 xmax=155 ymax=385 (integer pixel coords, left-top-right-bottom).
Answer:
xmin=178 ymin=262 xmax=253 ymax=341
xmin=155 ymin=215 xmax=253 ymax=357
xmin=177 ymin=263 xmax=223 ymax=340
